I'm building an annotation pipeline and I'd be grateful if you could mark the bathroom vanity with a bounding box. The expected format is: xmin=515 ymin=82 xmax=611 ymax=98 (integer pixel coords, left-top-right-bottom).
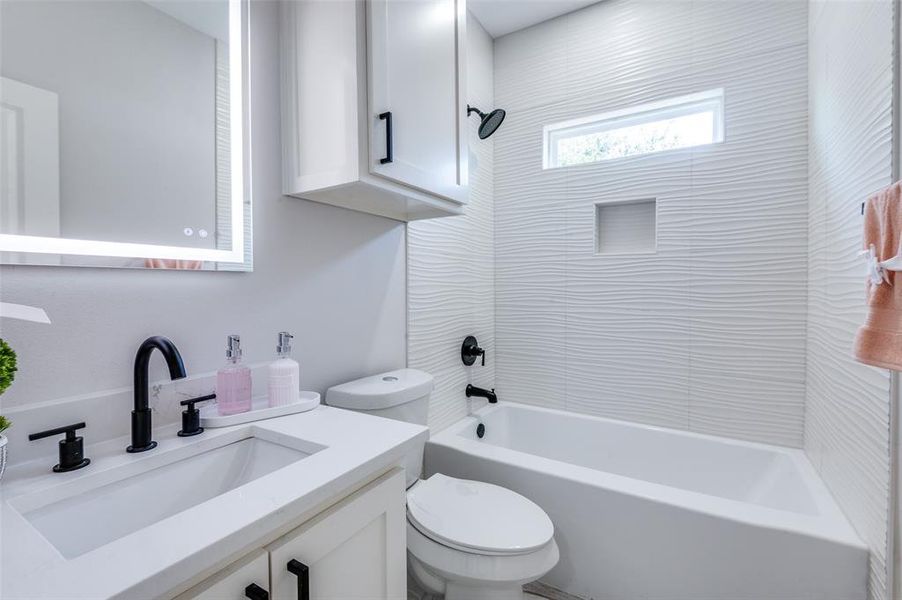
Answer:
xmin=0 ymin=406 xmax=427 ymax=599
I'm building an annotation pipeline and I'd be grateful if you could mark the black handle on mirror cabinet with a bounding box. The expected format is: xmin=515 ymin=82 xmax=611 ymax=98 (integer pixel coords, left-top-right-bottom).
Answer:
xmin=379 ymin=111 xmax=393 ymax=164
xmin=287 ymin=559 xmax=309 ymax=600
xmin=244 ymin=583 xmax=269 ymax=600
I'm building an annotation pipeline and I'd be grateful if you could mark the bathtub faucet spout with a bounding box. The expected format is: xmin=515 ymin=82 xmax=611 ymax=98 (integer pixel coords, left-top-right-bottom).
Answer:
xmin=466 ymin=384 xmax=497 ymax=404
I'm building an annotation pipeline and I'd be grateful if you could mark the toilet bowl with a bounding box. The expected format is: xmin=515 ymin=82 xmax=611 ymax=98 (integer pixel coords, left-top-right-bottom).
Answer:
xmin=406 ymin=474 xmax=559 ymax=600
xmin=325 ymin=369 xmax=559 ymax=599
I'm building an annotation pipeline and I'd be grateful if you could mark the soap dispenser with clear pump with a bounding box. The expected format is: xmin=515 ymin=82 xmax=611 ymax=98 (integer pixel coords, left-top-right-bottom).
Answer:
xmin=216 ymin=334 xmax=252 ymax=415
xmin=268 ymin=332 xmax=300 ymax=407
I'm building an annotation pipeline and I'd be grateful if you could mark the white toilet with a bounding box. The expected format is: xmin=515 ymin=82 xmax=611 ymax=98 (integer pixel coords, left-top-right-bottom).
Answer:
xmin=326 ymin=369 xmax=559 ymax=600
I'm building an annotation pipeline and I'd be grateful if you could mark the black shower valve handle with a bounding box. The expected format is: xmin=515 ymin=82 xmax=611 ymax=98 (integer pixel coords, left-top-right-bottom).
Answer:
xmin=461 ymin=336 xmax=486 ymax=366
xmin=473 ymin=346 xmax=486 ymax=366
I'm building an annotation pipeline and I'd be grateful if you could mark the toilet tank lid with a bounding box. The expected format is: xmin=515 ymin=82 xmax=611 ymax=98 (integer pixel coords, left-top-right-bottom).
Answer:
xmin=325 ymin=368 xmax=434 ymax=410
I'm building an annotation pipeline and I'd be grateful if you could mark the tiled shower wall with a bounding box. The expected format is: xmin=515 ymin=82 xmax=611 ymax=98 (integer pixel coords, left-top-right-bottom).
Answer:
xmin=407 ymin=13 xmax=495 ymax=432
xmin=806 ymin=1 xmax=895 ymax=597
xmin=493 ymin=0 xmax=809 ymax=446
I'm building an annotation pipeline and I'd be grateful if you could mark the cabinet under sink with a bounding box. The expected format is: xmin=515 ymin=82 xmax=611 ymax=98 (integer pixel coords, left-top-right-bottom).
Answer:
xmin=177 ymin=468 xmax=406 ymax=600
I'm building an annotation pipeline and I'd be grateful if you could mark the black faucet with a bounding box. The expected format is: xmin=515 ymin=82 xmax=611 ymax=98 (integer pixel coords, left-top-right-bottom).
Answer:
xmin=128 ymin=336 xmax=187 ymax=453
xmin=466 ymin=384 xmax=497 ymax=404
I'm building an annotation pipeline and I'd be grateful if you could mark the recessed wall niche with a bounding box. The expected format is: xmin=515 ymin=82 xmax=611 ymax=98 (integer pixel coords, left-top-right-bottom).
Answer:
xmin=594 ymin=199 xmax=657 ymax=255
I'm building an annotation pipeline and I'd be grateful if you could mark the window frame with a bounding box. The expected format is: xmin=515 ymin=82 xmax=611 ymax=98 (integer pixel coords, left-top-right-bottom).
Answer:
xmin=542 ymin=88 xmax=725 ymax=169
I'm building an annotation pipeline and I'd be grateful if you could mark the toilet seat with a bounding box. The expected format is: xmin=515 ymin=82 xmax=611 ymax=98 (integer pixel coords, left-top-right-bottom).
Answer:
xmin=407 ymin=474 xmax=554 ymax=556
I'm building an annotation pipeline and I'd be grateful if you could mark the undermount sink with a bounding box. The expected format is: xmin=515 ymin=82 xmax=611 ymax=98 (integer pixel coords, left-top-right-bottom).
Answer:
xmin=13 ymin=435 xmax=314 ymax=558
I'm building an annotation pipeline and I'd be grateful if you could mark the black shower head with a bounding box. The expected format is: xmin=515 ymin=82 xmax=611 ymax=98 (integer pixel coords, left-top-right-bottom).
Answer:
xmin=468 ymin=105 xmax=506 ymax=139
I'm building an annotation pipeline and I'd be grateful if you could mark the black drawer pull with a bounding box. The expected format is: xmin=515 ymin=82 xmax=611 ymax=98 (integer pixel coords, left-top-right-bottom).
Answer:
xmin=287 ymin=559 xmax=309 ymax=600
xmin=379 ymin=111 xmax=393 ymax=164
xmin=244 ymin=583 xmax=269 ymax=600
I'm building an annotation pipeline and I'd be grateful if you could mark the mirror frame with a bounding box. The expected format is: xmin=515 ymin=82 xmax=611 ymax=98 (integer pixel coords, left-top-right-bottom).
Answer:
xmin=0 ymin=0 xmax=249 ymax=266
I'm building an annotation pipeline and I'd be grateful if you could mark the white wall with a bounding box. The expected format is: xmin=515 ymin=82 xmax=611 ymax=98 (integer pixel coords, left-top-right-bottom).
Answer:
xmin=0 ymin=0 xmax=407 ymax=411
xmin=806 ymin=2 xmax=896 ymax=598
xmin=407 ymin=13 xmax=495 ymax=433
xmin=493 ymin=0 xmax=809 ymax=446
xmin=0 ymin=0 xmax=220 ymax=248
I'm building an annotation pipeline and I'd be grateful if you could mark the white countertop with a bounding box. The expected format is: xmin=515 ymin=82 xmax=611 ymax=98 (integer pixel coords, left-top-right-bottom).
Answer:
xmin=0 ymin=406 xmax=427 ymax=599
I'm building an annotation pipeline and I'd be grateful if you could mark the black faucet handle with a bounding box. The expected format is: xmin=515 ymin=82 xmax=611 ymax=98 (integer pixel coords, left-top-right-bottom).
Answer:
xmin=180 ymin=393 xmax=216 ymax=408
xmin=28 ymin=422 xmax=91 ymax=473
xmin=28 ymin=421 xmax=86 ymax=441
xmin=178 ymin=393 xmax=215 ymax=437
xmin=461 ymin=336 xmax=486 ymax=366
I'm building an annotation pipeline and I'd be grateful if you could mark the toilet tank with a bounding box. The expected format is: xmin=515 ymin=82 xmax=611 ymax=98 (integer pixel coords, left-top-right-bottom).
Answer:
xmin=325 ymin=368 xmax=434 ymax=487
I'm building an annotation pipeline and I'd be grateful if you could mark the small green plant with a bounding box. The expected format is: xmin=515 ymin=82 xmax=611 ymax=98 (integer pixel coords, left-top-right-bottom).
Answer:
xmin=0 ymin=338 xmax=16 ymax=396
xmin=0 ymin=337 xmax=17 ymax=437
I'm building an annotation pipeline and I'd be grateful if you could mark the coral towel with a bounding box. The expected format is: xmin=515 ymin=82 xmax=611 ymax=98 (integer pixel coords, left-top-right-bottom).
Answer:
xmin=854 ymin=181 xmax=902 ymax=369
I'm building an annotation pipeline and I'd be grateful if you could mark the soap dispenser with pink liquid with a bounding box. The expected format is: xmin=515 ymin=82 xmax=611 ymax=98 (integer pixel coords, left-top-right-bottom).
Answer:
xmin=216 ymin=334 xmax=252 ymax=415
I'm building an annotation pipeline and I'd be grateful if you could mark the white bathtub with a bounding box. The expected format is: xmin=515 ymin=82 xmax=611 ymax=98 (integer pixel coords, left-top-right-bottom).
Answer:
xmin=425 ymin=403 xmax=868 ymax=599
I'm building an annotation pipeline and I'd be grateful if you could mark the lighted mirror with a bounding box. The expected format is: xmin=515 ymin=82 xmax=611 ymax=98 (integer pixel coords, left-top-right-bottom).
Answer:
xmin=0 ymin=0 xmax=250 ymax=270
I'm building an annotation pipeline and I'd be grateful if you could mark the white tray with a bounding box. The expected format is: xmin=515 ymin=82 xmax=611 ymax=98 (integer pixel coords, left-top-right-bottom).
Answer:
xmin=200 ymin=391 xmax=320 ymax=428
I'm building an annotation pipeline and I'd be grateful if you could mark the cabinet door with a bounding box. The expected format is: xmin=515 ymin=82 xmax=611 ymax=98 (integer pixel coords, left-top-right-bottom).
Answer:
xmin=175 ymin=550 xmax=270 ymax=600
xmin=367 ymin=0 xmax=467 ymax=204
xmin=267 ymin=469 xmax=406 ymax=600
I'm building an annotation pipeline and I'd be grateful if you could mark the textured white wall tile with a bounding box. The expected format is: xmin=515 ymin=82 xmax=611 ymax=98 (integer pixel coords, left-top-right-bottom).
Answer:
xmin=690 ymin=0 xmax=808 ymax=64
xmin=806 ymin=1 xmax=894 ymax=598
xmin=563 ymin=157 xmax=694 ymax=427
xmin=408 ymin=13 xmax=496 ymax=433
xmin=494 ymin=0 xmax=809 ymax=447
xmin=494 ymin=101 xmax=570 ymax=410
xmin=494 ymin=14 xmax=570 ymax=112
xmin=565 ymin=0 xmax=695 ymax=110
xmin=685 ymin=44 xmax=809 ymax=445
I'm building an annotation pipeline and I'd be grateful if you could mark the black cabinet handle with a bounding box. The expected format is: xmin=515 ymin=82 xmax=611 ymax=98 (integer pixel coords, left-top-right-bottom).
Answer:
xmin=379 ymin=111 xmax=393 ymax=164
xmin=244 ymin=583 xmax=269 ymax=600
xmin=287 ymin=559 xmax=309 ymax=600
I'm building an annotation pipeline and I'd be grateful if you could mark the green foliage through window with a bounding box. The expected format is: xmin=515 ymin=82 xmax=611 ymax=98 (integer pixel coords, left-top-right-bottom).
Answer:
xmin=544 ymin=89 xmax=725 ymax=169
xmin=555 ymin=112 xmax=715 ymax=166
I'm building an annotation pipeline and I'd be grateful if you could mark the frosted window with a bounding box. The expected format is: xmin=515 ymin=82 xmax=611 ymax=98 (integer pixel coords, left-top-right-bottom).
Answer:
xmin=544 ymin=89 xmax=724 ymax=168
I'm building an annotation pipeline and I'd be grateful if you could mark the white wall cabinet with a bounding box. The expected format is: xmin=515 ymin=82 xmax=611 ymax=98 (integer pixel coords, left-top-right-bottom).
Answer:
xmin=281 ymin=0 xmax=467 ymax=221
xmin=175 ymin=469 xmax=406 ymax=600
